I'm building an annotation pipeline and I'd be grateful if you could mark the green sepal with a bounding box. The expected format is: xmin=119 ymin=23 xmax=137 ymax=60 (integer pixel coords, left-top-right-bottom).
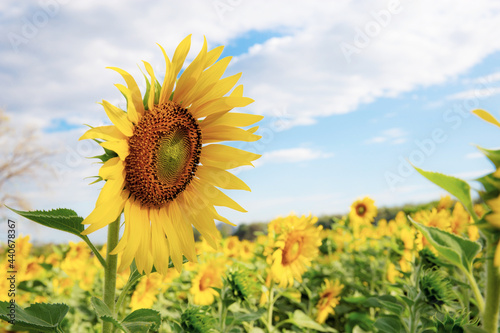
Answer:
xmin=409 ymin=216 xmax=481 ymax=274
xmin=413 ymin=166 xmax=479 ymax=222
xmin=0 ymin=301 xmax=69 ymax=332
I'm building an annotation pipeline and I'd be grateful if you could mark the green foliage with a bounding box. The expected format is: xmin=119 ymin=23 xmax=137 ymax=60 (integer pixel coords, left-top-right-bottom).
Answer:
xmin=180 ymin=307 xmax=216 ymax=333
xmin=413 ymin=166 xmax=479 ymax=222
xmin=0 ymin=301 xmax=68 ymax=332
xmin=91 ymin=297 xmax=161 ymax=333
xmin=409 ymin=217 xmax=481 ymax=274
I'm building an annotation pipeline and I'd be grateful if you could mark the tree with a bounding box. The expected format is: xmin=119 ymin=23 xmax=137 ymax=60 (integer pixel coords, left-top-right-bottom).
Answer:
xmin=0 ymin=109 xmax=51 ymax=215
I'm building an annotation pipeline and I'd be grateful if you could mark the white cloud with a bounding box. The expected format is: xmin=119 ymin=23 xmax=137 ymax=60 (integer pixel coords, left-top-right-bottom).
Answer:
xmin=452 ymin=169 xmax=492 ymax=180
xmin=364 ymin=127 xmax=408 ymax=145
xmin=254 ymin=147 xmax=333 ymax=167
xmin=465 ymin=152 xmax=484 ymax=159
xmin=446 ymin=87 xmax=500 ymax=100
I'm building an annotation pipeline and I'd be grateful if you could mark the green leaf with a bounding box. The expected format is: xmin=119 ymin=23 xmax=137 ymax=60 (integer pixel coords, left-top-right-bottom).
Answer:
xmin=464 ymin=325 xmax=488 ymax=333
xmin=290 ymin=310 xmax=336 ymax=332
xmin=0 ymin=301 xmax=68 ymax=332
xmin=476 ymin=146 xmax=500 ymax=168
xmin=91 ymin=297 xmax=128 ymax=332
xmin=409 ymin=217 xmax=482 ymax=273
xmin=374 ymin=315 xmax=403 ymax=333
xmin=8 ymin=207 xmax=84 ymax=236
xmin=413 ymin=166 xmax=479 ymax=222
xmin=90 ymin=297 xmax=112 ymax=318
xmin=233 ymin=308 xmax=266 ymax=322
xmin=122 ymin=309 xmax=161 ymax=333
xmin=369 ymin=295 xmax=404 ymax=315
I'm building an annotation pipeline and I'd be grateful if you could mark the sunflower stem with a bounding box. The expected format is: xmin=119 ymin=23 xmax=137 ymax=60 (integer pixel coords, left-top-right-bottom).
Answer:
xmin=483 ymin=235 xmax=500 ymax=333
xmin=82 ymin=235 xmax=106 ymax=268
xmin=103 ymin=215 xmax=121 ymax=333
xmin=267 ymin=280 xmax=275 ymax=332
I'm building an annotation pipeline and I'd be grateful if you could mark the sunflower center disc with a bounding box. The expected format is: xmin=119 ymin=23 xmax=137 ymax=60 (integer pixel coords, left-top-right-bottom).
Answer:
xmin=283 ymin=234 xmax=303 ymax=265
xmin=356 ymin=204 xmax=366 ymax=216
xmin=125 ymin=101 xmax=202 ymax=208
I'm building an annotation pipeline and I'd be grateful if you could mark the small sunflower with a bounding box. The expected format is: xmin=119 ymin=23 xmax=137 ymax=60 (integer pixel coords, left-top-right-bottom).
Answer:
xmin=315 ymin=279 xmax=344 ymax=324
xmin=80 ymin=35 xmax=262 ymax=275
xmin=349 ymin=197 xmax=377 ymax=225
xmin=189 ymin=261 xmax=225 ymax=305
xmin=269 ymin=214 xmax=322 ymax=287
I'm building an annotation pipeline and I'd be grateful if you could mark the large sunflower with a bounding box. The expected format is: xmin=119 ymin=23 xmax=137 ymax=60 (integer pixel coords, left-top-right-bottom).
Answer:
xmin=80 ymin=35 xmax=262 ymax=275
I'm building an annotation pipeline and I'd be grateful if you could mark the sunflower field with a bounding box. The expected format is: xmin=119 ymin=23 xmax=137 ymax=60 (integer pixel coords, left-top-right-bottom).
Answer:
xmin=2 ymin=36 xmax=500 ymax=333
xmin=0 ymin=194 xmax=496 ymax=332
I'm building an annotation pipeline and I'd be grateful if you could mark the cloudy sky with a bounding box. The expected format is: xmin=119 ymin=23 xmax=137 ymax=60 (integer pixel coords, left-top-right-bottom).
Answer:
xmin=2 ymin=0 xmax=500 ymax=244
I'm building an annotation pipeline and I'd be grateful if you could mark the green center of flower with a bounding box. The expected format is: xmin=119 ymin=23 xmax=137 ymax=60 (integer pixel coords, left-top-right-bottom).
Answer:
xmin=356 ymin=204 xmax=366 ymax=216
xmin=125 ymin=101 xmax=202 ymax=208
xmin=283 ymin=234 xmax=303 ymax=265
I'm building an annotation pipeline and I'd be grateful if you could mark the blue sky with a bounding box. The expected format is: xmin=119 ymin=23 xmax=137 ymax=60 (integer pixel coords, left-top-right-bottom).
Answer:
xmin=1 ymin=0 xmax=500 ymax=244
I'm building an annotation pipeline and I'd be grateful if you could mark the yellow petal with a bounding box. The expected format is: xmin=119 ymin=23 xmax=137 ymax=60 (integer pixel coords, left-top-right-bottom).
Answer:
xmin=169 ymin=198 xmax=197 ymax=263
xmin=115 ymin=199 xmax=143 ymax=271
xmin=98 ymin=157 xmax=125 ymax=180
xmin=194 ymin=179 xmax=246 ymax=212
xmin=79 ymin=126 xmax=127 ymax=142
xmin=472 ymin=109 xmax=500 ymax=128
xmin=111 ymin=198 xmax=133 ymax=255
xmin=159 ymin=205 xmax=183 ymax=272
xmin=142 ymin=61 xmax=156 ymax=111
xmin=495 ymin=239 xmax=500 ymax=267
xmin=158 ymin=44 xmax=172 ymax=105
xmin=135 ymin=207 xmax=153 ymax=275
xmin=196 ymin=165 xmax=250 ymax=191
xmin=100 ymin=140 xmax=129 ymax=160
xmin=202 ymin=112 xmax=264 ymax=129
xmin=191 ymin=96 xmax=254 ymax=119
xmin=190 ymin=73 xmax=242 ymax=108
xmin=204 ymin=45 xmax=224 ymax=69
xmin=486 ymin=213 xmax=500 ymax=228
xmin=114 ymin=84 xmax=139 ymax=124
xmin=183 ymin=56 xmax=233 ymax=106
xmin=200 ymin=144 xmax=261 ymax=169
xmin=150 ymin=209 xmax=170 ymax=275
xmin=95 ymin=178 xmax=125 ymax=207
xmin=101 ymin=100 xmax=134 ymax=137
xmin=81 ymin=191 xmax=127 ymax=234
xmin=494 ymin=168 xmax=500 ymax=178
xmin=202 ymin=125 xmax=261 ymax=143
xmin=174 ymin=37 xmax=208 ymax=104
xmin=107 ymin=67 xmax=145 ymax=117
xmin=165 ymin=35 xmax=192 ymax=100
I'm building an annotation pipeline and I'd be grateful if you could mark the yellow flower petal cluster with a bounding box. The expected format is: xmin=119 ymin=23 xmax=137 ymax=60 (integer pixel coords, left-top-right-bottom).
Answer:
xmin=268 ymin=214 xmax=323 ymax=287
xmin=80 ymin=35 xmax=262 ymax=275
xmin=189 ymin=259 xmax=225 ymax=305
xmin=349 ymin=197 xmax=377 ymax=225
xmin=315 ymin=279 xmax=344 ymax=324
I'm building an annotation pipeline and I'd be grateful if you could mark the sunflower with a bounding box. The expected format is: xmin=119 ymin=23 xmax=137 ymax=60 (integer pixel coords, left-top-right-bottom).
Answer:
xmin=189 ymin=260 xmax=225 ymax=305
xmin=80 ymin=35 xmax=262 ymax=275
xmin=315 ymin=279 xmax=344 ymax=324
xmin=269 ymin=214 xmax=322 ymax=288
xmin=349 ymin=197 xmax=377 ymax=225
